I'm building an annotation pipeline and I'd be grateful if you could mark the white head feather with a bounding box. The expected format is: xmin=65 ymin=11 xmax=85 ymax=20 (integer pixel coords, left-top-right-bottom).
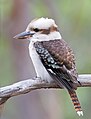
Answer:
xmin=26 ymin=17 xmax=62 ymax=41
xmin=26 ymin=17 xmax=58 ymax=31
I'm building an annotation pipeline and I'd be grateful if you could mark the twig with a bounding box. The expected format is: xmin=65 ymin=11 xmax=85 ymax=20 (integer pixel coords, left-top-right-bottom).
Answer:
xmin=0 ymin=74 xmax=91 ymax=104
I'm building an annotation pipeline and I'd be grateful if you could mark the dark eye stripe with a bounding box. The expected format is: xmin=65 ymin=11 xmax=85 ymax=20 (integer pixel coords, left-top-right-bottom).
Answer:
xmin=34 ymin=28 xmax=40 ymax=32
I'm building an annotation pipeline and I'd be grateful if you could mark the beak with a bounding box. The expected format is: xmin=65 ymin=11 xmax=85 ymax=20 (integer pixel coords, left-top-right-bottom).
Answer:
xmin=13 ymin=31 xmax=35 ymax=39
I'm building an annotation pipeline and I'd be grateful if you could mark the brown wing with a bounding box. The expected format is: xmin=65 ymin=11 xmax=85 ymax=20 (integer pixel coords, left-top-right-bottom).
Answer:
xmin=42 ymin=39 xmax=78 ymax=80
xmin=34 ymin=39 xmax=78 ymax=90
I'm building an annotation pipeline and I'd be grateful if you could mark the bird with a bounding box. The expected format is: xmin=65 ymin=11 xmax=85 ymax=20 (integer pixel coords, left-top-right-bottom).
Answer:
xmin=14 ymin=17 xmax=83 ymax=116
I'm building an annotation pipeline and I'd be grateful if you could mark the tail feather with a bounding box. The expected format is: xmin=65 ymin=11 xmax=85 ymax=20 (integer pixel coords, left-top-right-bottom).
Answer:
xmin=68 ymin=91 xmax=83 ymax=116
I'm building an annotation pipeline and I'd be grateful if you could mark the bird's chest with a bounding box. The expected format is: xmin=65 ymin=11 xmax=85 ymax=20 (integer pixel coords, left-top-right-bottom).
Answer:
xmin=29 ymin=41 xmax=53 ymax=82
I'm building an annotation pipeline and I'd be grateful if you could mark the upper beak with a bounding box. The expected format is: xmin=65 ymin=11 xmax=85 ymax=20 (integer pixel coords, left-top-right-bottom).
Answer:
xmin=13 ymin=31 xmax=35 ymax=39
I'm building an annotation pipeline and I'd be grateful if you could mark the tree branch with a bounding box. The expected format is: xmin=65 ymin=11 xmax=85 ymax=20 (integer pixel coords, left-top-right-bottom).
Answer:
xmin=0 ymin=74 xmax=91 ymax=105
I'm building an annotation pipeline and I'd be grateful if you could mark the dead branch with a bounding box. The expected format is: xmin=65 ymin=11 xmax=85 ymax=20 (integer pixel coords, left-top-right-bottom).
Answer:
xmin=0 ymin=74 xmax=91 ymax=105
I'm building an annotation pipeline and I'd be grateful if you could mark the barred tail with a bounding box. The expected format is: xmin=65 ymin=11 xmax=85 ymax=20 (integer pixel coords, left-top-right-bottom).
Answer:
xmin=68 ymin=91 xmax=83 ymax=116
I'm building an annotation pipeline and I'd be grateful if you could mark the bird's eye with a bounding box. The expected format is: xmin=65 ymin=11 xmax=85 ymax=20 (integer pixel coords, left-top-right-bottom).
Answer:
xmin=34 ymin=28 xmax=39 ymax=32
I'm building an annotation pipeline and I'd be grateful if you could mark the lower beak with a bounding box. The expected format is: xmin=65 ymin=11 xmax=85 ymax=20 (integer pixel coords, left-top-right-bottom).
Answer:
xmin=13 ymin=31 xmax=35 ymax=39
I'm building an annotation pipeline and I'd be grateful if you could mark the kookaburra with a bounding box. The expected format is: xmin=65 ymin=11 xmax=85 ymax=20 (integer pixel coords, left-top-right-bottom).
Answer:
xmin=14 ymin=17 xmax=83 ymax=116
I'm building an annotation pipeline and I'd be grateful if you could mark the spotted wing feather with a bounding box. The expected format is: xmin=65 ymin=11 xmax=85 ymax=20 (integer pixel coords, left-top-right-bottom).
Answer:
xmin=34 ymin=39 xmax=78 ymax=91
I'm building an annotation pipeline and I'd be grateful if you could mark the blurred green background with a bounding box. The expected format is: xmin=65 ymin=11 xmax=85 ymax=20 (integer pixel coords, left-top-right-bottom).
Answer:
xmin=0 ymin=0 xmax=91 ymax=119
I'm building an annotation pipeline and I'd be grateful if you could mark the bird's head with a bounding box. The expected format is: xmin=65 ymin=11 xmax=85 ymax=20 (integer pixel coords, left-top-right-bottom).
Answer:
xmin=14 ymin=17 xmax=62 ymax=41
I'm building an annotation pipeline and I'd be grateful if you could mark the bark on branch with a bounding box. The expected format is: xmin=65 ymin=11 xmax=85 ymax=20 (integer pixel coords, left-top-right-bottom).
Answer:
xmin=0 ymin=74 xmax=91 ymax=105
